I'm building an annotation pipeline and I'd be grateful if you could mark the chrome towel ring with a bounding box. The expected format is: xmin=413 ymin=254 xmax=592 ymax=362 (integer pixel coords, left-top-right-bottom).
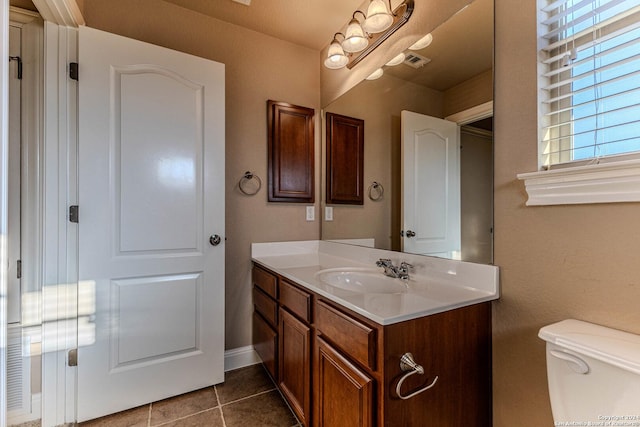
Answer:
xmin=238 ymin=171 xmax=262 ymax=196
xmin=368 ymin=181 xmax=384 ymax=201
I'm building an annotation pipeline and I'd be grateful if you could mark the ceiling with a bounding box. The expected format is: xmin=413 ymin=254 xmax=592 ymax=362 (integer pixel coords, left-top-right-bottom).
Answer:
xmin=162 ymin=0 xmax=364 ymax=50
xmin=11 ymin=0 xmax=492 ymax=92
xmin=163 ymin=0 xmax=493 ymax=92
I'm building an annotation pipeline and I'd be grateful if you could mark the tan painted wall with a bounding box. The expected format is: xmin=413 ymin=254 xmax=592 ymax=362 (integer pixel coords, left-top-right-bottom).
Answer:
xmin=494 ymin=0 xmax=640 ymax=425
xmin=322 ymin=74 xmax=443 ymax=250
xmin=80 ymin=0 xmax=321 ymax=350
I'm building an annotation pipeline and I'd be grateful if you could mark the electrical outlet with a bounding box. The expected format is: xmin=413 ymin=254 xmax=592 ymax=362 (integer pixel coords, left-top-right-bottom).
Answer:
xmin=306 ymin=206 xmax=315 ymax=221
xmin=325 ymin=206 xmax=333 ymax=221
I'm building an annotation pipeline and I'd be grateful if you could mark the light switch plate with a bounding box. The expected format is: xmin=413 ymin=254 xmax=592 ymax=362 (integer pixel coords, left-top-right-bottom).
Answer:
xmin=306 ymin=206 xmax=315 ymax=221
xmin=325 ymin=206 xmax=333 ymax=221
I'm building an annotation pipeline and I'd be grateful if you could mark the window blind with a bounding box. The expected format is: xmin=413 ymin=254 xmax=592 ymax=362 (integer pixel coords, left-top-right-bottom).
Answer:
xmin=538 ymin=0 xmax=640 ymax=168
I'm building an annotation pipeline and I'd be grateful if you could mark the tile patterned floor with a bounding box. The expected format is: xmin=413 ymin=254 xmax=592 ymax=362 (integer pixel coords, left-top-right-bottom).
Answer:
xmin=78 ymin=364 xmax=300 ymax=427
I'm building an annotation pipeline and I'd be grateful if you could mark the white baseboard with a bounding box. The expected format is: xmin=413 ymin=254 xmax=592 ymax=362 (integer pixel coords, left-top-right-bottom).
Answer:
xmin=224 ymin=345 xmax=261 ymax=372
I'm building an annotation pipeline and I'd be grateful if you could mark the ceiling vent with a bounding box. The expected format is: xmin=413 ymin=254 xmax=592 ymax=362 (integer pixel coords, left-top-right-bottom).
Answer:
xmin=403 ymin=52 xmax=431 ymax=69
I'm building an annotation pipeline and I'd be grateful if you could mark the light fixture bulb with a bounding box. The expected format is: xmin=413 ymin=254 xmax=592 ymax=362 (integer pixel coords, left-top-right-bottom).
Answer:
xmin=385 ymin=52 xmax=405 ymax=66
xmin=366 ymin=68 xmax=384 ymax=80
xmin=343 ymin=17 xmax=369 ymax=53
xmin=324 ymin=37 xmax=348 ymax=69
xmin=363 ymin=0 xmax=393 ymax=34
xmin=409 ymin=33 xmax=433 ymax=50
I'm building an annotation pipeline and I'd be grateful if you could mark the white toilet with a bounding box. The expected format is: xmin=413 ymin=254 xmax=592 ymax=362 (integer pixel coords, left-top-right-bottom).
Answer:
xmin=539 ymin=319 xmax=640 ymax=423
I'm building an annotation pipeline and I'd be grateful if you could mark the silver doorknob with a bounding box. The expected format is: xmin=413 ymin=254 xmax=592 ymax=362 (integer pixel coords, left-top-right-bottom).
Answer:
xmin=209 ymin=235 xmax=222 ymax=246
xmin=405 ymin=230 xmax=416 ymax=238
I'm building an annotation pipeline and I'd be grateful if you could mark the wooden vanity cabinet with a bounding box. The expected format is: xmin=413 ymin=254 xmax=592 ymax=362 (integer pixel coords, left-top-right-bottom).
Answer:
xmin=252 ymin=264 xmax=492 ymax=427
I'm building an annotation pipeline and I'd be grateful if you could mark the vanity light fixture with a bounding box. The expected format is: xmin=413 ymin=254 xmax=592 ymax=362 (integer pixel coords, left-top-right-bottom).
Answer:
xmin=343 ymin=11 xmax=369 ymax=53
xmin=385 ymin=52 xmax=406 ymax=66
xmin=324 ymin=33 xmax=349 ymax=69
xmin=324 ymin=0 xmax=414 ymax=70
xmin=366 ymin=68 xmax=384 ymax=80
xmin=362 ymin=0 xmax=394 ymax=34
xmin=408 ymin=33 xmax=433 ymax=50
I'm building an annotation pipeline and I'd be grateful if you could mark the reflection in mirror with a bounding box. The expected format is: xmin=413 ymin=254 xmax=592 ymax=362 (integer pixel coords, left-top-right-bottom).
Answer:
xmin=321 ymin=0 xmax=494 ymax=264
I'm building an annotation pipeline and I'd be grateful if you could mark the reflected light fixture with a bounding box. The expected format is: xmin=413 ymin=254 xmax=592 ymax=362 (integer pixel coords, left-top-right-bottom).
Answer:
xmin=324 ymin=33 xmax=349 ymax=69
xmin=363 ymin=0 xmax=394 ymax=34
xmin=385 ymin=52 xmax=406 ymax=66
xmin=409 ymin=33 xmax=433 ymax=50
xmin=342 ymin=11 xmax=369 ymax=53
xmin=366 ymin=68 xmax=384 ymax=80
xmin=323 ymin=0 xmax=414 ymax=70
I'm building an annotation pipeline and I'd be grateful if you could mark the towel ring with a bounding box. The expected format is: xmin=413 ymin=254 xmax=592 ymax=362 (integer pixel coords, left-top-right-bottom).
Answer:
xmin=368 ymin=181 xmax=384 ymax=201
xmin=238 ymin=171 xmax=262 ymax=196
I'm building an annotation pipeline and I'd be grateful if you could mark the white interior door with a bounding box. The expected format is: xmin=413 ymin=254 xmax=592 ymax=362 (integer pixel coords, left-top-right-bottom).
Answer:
xmin=77 ymin=27 xmax=225 ymax=422
xmin=401 ymin=110 xmax=460 ymax=257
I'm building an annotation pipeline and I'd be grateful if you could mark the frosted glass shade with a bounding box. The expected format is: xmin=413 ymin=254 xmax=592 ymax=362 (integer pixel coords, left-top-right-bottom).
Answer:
xmin=409 ymin=33 xmax=433 ymax=50
xmin=343 ymin=18 xmax=369 ymax=53
xmin=385 ymin=52 xmax=405 ymax=66
xmin=363 ymin=0 xmax=393 ymax=33
xmin=366 ymin=68 xmax=384 ymax=80
xmin=324 ymin=38 xmax=348 ymax=69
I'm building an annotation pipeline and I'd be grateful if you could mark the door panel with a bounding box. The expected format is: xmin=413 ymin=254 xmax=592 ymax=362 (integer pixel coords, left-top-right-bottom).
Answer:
xmin=401 ymin=111 xmax=460 ymax=257
xmin=77 ymin=27 xmax=225 ymax=421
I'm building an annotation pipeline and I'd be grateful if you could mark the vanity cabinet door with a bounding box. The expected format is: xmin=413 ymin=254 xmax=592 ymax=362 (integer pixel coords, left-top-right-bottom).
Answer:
xmin=252 ymin=312 xmax=277 ymax=381
xmin=314 ymin=336 xmax=374 ymax=427
xmin=279 ymin=308 xmax=311 ymax=426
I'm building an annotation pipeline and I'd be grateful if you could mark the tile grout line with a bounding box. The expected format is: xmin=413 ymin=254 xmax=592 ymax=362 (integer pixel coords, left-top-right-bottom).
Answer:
xmin=217 ymin=386 xmax=278 ymax=407
xmin=147 ymin=403 xmax=153 ymax=427
xmin=214 ymin=385 xmax=227 ymax=427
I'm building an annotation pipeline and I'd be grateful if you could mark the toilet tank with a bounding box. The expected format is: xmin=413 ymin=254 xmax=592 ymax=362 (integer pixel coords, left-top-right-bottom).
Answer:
xmin=539 ymin=319 xmax=640 ymax=424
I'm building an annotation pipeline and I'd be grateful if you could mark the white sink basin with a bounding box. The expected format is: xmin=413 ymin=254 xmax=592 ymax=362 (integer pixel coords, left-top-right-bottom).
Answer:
xmin=315 ymin=268 xmax=407 ymax=294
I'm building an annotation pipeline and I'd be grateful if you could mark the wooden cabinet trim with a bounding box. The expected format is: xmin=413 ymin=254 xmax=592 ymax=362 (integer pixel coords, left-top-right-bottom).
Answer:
xmin=267 ymin=100 xmax=315 ymax=203
xmin=279 ymin=279 xmax=312 ymax=323
xmin=326 ymin=112 xmax=365 ymax=205
xmin=315 ymin=299 xmax=377 ymax=371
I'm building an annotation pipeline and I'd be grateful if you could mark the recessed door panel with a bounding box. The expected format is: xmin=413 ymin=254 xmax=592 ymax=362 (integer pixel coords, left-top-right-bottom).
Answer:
xmin=116 ymin=68 xmax=203 ymax=254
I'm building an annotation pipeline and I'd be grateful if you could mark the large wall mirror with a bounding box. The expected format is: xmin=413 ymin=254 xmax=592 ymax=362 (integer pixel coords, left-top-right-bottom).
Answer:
xmin=321 ymin=0 xmax=494 ymax=264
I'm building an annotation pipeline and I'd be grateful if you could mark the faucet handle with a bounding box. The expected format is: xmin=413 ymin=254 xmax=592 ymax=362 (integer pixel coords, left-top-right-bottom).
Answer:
xmin=400 ymin=261 xmax=413 ymax=270
xmin=376 ymin=258 xmax=392 ymax=267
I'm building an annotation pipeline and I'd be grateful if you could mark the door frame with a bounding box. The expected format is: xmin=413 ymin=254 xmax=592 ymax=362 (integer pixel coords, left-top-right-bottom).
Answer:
xmin=0 ymin=0 xmax=84 ymax=427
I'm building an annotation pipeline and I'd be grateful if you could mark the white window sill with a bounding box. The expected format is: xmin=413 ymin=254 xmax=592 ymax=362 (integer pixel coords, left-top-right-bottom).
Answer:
xmin=517 ymin=159 xmax=640 ymax=206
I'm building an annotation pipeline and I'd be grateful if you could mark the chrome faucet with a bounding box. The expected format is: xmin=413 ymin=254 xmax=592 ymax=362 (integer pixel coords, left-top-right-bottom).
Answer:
xmin=376 ymin=259 xmax=413 ymax=280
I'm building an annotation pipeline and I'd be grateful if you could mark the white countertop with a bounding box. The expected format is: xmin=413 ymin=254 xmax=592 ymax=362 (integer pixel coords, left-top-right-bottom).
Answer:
xmin=252 ymin=240 xmax=499 ymax=325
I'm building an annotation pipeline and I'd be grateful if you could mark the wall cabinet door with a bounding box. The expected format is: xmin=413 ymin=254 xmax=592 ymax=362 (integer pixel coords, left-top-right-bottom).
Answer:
xmin=314 ymin=337 xmax=374 ymax=427
xmin=267 ymin=100 xmax=315 ymax=203
xmin=279 ymin=308 xmax=311 ymax=425
xmin=325 ymin=112 xmax=365 ymax=205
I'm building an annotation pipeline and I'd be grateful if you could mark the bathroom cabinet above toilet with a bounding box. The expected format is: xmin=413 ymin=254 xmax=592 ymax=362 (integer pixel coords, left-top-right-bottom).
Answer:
xmin=252 ymin=263 xmax=493 ymax=426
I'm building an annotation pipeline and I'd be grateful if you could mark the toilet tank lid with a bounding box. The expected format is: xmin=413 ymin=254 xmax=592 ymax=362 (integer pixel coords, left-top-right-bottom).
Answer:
xmin=539 ymin=319 xmax=640 ymax=375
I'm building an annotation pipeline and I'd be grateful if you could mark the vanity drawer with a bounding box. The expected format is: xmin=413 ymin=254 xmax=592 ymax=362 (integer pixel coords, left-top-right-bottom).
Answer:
xmin=253 ymin=286 xmax=278 ymax=328
xmin=315 ymin=300 xmax=377 ymax=371
xmin=253 ymin=265 xmax=278 ymax=299
xmin=279 ymin=279 xmax=312 ymax=323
